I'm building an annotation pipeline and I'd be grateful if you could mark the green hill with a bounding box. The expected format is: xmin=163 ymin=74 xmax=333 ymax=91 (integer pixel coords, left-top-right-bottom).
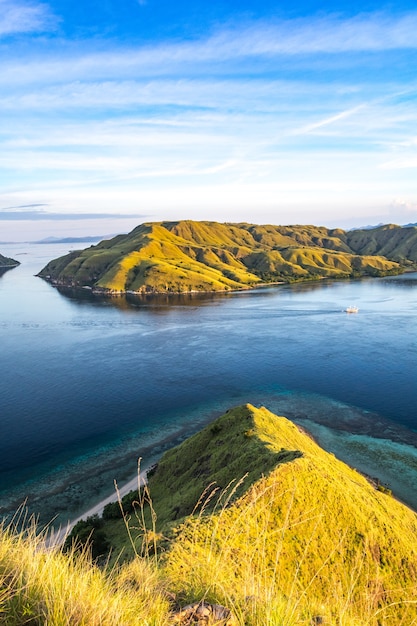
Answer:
xmin=159 ymin=405 xmax=417 ymax=623
xmin=2 ymin=404 xmax=417 ymax=624
xmin=347 ymin=223 xmax=417 ymax=264
xmin=63 ymin=404 xmax=417 ymax=625
xmin=0 ymin=252 xmax=19 ymax=268
xmin=37 ymin=221 xmax=414 ymax=294
xmin=146 ymin=405 xmax=303 ymax=527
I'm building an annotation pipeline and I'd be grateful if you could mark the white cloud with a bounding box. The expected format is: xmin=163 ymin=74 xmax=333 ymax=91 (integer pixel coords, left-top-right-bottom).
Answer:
xmin=2 ymin=11 xmax=417 ymax=87
xmin=293 ymin=105 xmax=368 ymax=135
xmin=380 ymin=158 xmax=417 ymax=169
xmin=0 ymin=0 xmax=54 ymax=37
xmin=1 ymin=9 xmax=417 ymax=233
xmin=389 ymin=198 xmax=417 ymax=220
xmin=0 ymin=77 xmax=362 ymax=118
xmin=216 ymin=12 xmax=417 ymax=56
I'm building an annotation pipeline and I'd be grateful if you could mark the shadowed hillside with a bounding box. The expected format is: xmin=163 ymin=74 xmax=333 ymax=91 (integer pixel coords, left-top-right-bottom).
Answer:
xmin=347 ymin=223 xmax=417 ymax=263
xmin=0 ymin=252 xmax=20 ymax=269
xmin=37 ymin=221 xmax=415 ymax=294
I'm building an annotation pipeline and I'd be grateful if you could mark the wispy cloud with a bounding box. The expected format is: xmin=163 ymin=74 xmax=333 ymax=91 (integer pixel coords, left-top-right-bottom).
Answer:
xmin=0 ymin=0 xmax=55 ymax=37
xmin=380 ymin=158 xmax=417 ymax=169
xmin=209 ymin=12 xmax=417 ymax=56
xmin=1 ymin=8 xmax=416 ymax=229
xmin=1 ymin=203 xmax=49 ymax=209
xmin=2 ymin=11 xmax=417 ymax=87
xmin=0 ymin=207 xmax=144 ymax=220
xmin=0 ymin=78 xmax=359 ymax=119
xmin=293 ymin=105 xmax=368 ymax=135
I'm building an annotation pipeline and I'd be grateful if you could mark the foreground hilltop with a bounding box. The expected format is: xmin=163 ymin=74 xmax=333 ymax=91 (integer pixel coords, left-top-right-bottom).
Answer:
xmin=37 ymin=221 xmax=417 ymax=293
xmin=56 ymin=404 xmax=417 ymax=625
xmin=2 ymin=405 xmax=417 ymax=623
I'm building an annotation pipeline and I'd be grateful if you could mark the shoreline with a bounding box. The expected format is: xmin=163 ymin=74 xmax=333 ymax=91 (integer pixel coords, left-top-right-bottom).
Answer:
xmin=41 ymin=278 xmax=285 ymax=296
xmin=38 ymin=265 xmax=414 ymax=298
xmin=48 ymin=419 xmax=417 ymax=548
xmin=48 ymin=459 xmax=158 ymax=547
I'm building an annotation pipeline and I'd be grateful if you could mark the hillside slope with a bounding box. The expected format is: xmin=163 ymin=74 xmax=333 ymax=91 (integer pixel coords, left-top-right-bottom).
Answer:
xmin=347 ymin=223 xmax=417 ymax=263
xmin=0 ymin=252 xmax=20 ymax=268
xmin=159 ymin=405 xmax=417 ymax=624
xmin=37 ymin=221 xmax=411 ymax=294
xmin=81 ymin=405 xmax=417 ymax=623
xmin=4 ymin=404 xmax=417 ymax=625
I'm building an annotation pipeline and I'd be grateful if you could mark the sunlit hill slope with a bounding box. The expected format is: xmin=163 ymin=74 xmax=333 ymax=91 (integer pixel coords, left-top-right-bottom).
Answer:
xmin=156 ymin=405 xmax=417 ymax=624
xmin=53 ymin=404 xmax=417 ymax=625
xmin=37 ymin=221 xmax=417 ymax=293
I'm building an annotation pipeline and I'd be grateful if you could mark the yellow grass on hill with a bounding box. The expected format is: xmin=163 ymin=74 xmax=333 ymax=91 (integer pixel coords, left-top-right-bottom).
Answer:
xmin=38 ymin=221 xmax=414 ymax=293
xmin=2 ymin=404 xmax=417 ymax=625
xmin=161 ymin=405 xmax=417 ymax=625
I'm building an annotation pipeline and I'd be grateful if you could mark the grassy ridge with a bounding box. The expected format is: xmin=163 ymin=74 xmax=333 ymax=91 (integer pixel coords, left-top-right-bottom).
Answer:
xmin=347 ymin=223 xmax=417 ymax=263
xmin=2 ymin=405 xmax=417 ymax=624
xmin=37 ymin=221 xmax=414 ymax=293
xmin=145 ymin=405 xmax=303 ymax=528
xmin=77 ymin=406 xmax=304 ymax=561
xmin=163 ymin=405 xmax=417 ymax=623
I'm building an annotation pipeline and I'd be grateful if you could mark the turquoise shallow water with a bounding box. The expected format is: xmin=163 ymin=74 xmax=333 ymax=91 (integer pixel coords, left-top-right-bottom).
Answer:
xmin=0 ymin=243 xmax=416 ymax=524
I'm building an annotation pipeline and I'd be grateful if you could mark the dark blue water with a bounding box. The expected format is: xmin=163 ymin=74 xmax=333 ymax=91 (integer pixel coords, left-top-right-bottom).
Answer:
xmin=0 ymin=243 xmax=416 ymax=523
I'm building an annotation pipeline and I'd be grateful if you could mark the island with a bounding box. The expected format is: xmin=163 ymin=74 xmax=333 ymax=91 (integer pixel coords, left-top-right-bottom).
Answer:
xmin=37 ymin=221 xmax=417 ymax=294
xmin=0 ymin=252 xmax=20 ymax=276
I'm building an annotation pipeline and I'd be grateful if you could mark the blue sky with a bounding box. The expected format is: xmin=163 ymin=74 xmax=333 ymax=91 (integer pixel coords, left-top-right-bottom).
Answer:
xmin=1 ymin=0 xmax=417 ymax=240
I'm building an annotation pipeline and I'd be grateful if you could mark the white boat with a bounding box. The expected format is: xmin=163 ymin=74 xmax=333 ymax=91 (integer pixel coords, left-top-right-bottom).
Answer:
xmin=345 ymin=305 xmax=359 ymax=313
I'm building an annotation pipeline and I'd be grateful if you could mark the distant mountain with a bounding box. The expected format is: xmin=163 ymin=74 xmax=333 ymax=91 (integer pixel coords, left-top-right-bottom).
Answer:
xmin=350 ymin=222 xmax=385 ymax=230
xmin=35 ymin=235 xmax=107 ymax=244
xmin=37 ymin=221 xmax=417 ymax=294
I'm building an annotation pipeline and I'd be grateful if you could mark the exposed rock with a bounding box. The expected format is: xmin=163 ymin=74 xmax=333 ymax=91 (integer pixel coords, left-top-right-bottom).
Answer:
xmin=170 ymin=600 xmax=237 ymax=625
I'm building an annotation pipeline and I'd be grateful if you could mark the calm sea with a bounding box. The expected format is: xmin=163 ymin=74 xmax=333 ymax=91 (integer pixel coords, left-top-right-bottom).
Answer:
xmin=0 ymin=242 xmax=416 ymax=524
